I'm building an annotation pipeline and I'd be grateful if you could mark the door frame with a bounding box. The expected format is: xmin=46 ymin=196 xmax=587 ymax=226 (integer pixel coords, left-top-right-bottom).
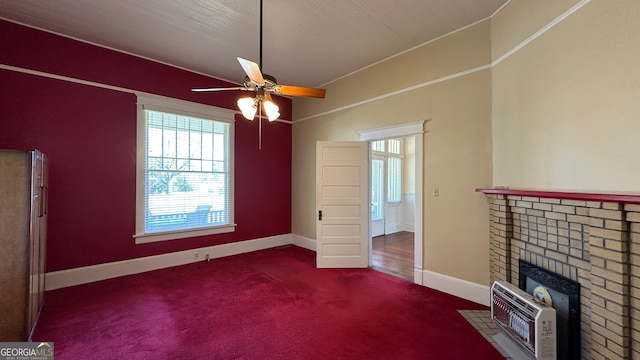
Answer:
xmin=359 ymin=120 xmax=425 ymax=284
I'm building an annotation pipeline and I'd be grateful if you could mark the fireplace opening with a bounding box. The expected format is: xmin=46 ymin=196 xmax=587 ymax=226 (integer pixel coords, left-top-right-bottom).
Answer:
xmin=519 ymin=260 xmax=581 ymax=360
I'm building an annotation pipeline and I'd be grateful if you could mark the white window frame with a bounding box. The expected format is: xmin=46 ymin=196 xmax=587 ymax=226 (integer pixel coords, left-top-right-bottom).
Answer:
xmin=134 ymin=94 xmax=237 ymax=244
xmin=371 ymin=139 xmax=403 ymax=204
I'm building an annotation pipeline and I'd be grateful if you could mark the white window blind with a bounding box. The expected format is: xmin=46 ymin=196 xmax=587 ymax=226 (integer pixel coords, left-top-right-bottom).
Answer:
xmin=387 ymin=156 xmax=402 ymax=203
xmin=371 ymin=140 xmax=385 ymax=152
xmin=386 ymin=139 xmax=402 ymax=203
xmin=388 ymin=139 xmax=401 ymax=154
xmin=144 ymin=110 xmax=230 ymax=233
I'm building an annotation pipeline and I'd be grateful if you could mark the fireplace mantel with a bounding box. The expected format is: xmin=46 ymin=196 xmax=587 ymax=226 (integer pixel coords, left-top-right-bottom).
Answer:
xmin=478 ymin=188 xmax=640 ymax=359
xmin=476 ymin=188 xmax=640 ymax=204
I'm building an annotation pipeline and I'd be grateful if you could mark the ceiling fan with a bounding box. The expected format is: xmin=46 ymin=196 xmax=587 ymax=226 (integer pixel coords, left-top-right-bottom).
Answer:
xmin=192 ymin=0 xmax=326 ymax=124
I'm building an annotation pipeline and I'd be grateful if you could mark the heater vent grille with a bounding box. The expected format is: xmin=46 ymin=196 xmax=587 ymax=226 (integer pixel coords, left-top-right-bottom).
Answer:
xmin=491 ymin=281 xmax=557 ymax=360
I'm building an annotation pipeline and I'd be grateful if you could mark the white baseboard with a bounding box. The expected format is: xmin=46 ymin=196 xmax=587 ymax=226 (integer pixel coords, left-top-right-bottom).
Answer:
xmin=421 ymin=269 xmax=491 ymax=307
xmin=290 ymin=234 xmax=490 ymax=307
xmin=398 ymin=223 xmax=415 ymax=232
xmin=275 ymin=235 xmax=492 ymax=307
xmin=413 ymin=267 xmax=424 ymax=285
xmin=46 ymin=233 xmax=491 ymax=308
xmin=46 ymin=234 xmax=293 ymax=291
xmin=292 ymin=234 xmax=316 ymax=251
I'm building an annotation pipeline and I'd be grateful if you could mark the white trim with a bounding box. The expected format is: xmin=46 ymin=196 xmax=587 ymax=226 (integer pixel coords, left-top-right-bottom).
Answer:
xmin=414 ymin=267 xmax=424 ymax=286
xmin=136 ymin=93 xmax=237 ymax=121
xmin=292 ymin=234 xmax=316 ymax=251
xmin=1 ymin=0 xmax=588 ymax=126
xmin=295 ymin=64 xmax=491 ymax=123
xmin=490 ymin=0 xmax=512 ymax=18
xmin=492 ymin=0 xmax=591 ymax=67
xmin=1 ymin=6 xmax=499 ymax=91
xmin=413 ymin=134 xmax=424 ymax=285
xmin=0 ymin=17 xmax=239 ymax=85
xmin=0 ymin=64 xmax=295 ymax=123
xmin=297 ymin=0 xmax=592 ymax=123
xmin=45 ymin=232 xmax=491 ymax=308
xmin=421 ymin=269 xmax=491 ymax=306
xmin=134 ymin=224 xmax=237 ymax=244
xmin=45 ymin=234 xmax=293 ymax=290
xmin=359 ymin=120 xmax=425 ymax=141
xmin=322 ymin=17 xmax=497 ymax=87
xmin=1 ymin=63 xmax=135 ymax=94
xmin=134 ymin=94 xmax=237 ymax=243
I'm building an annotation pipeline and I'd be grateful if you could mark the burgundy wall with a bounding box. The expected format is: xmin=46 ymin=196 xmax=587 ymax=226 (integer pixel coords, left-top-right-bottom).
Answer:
xmin=0 ymin=20 xmax=292 ymax=272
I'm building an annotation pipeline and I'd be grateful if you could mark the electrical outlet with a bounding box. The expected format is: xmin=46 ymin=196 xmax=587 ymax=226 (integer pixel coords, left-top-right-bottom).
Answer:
xmin=205 ymin=254 xmax=210 ymax=261
xmin=194 ymin=252 xmax=200 ymax=260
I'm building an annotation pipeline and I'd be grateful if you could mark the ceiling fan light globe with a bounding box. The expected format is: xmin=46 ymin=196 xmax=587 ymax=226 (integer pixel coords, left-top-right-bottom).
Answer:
xmin=238 ymin=97 xmax=257 ymax=120
xmin=263 ymin=100 xmax=280 ymax=121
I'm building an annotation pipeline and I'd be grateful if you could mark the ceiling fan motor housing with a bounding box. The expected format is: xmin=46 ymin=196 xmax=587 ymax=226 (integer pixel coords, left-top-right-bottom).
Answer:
xmin=244 ymin=74 xmax=278 ymax=90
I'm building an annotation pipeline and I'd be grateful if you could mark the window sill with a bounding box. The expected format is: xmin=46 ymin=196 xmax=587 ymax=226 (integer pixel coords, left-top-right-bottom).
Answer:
xmin=133 ymin=224 xmax=236 ymax=244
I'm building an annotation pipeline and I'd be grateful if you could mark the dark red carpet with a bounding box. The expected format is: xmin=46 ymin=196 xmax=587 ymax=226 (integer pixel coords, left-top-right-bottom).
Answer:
xmin=34 ymin=246 xmax=504 ymax=359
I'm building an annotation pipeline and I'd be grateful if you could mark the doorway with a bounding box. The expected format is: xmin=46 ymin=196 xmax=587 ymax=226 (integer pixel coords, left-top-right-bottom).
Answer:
xmin=359 ymin=121 xmax=424 ymax=284
xmin=369 ymin=137 xmax=415 ymax=281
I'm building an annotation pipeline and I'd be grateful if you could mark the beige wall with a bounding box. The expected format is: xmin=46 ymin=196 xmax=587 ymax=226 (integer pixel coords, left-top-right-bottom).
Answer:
xmin=491 ymin=0 xmax=579 ymax=60
xmin=492 ymin=0 xmax=640 ymax=192
xmin=292 ymin=21 xmax=493 ymax=285
xmin=403 ymin=136 xmax=415 ymax=194
xmin=292 ymin=0 xmax=638 ymax=290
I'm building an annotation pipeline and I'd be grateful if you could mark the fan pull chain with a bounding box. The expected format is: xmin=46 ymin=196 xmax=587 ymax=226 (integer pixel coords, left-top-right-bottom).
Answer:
xmin=259 ymin=104 xmax=263 ymax=150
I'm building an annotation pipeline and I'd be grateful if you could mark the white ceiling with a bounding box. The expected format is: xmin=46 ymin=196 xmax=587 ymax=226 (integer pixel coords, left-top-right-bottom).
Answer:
xmin=0 ymin=0 xmax=508 ymax=89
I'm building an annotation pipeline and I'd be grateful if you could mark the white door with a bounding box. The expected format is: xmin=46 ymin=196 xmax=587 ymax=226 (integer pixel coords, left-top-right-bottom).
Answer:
xmin=371 ymin=155 xmax=385 ymax=237
xmin=316 ymin=141 xmax=369 ymax=268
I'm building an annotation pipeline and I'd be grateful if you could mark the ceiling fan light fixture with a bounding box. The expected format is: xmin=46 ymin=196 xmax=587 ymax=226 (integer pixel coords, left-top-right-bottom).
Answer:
xmin=192 ymin=0 xmax=324 ymax=147
xmin=263 ymin=100 xmax=280 ymax=121
xmin=238 ymin=97 xmax=257 ymax=120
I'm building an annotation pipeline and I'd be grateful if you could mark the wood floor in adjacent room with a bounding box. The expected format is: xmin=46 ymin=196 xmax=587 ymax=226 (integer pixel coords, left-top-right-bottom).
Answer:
xmin=372 ymin=231 xmax=414 ymax=282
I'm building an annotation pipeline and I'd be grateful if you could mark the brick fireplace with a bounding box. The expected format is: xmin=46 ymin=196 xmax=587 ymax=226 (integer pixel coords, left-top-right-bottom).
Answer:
xmin=477 ymin=188 xmax=640 ymax=360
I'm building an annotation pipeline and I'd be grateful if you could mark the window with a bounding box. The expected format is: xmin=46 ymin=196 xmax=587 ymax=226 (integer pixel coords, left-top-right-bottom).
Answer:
xmin=370 ymin=139 xmax=403 ymax=207
xmin=134 ymin=94 xmax=236 ymax=244
xmin=371 ymin=157 xmax=384 ymax=221
xmin=386 ymin=139 xmax=402 ymax=203
xmin=387 ymin=157 xmax=402 ymax=202
xmin=371 ymin=140 xmax=385 ymax=152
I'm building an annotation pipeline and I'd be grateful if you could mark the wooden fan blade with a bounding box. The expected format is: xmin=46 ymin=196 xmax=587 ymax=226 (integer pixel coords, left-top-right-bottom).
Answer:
xmin=192 ymin=87 xmax=250 ymax=92
xmin=237 ymin=57 xmax=264 ymax=85
xmin=273 ymin=85 xmax=326 ymax=98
